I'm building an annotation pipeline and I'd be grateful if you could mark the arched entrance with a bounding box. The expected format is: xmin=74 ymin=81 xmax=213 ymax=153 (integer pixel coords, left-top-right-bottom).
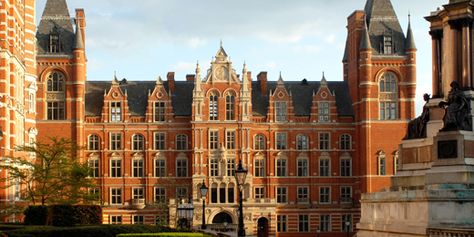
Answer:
xmin=257 ymin=217 xmax=269 ymax=237
xmin=212 ymin=212 xmax=233 ymax=224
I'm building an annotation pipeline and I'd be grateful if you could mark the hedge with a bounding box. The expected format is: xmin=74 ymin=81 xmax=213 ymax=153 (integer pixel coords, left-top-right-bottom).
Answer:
xmin=117 ymin=233 xmax=211 ymax=237
xmin=3 ymin=224 xmax=175 ymax=237
xmin=23 ymin=205 xmax=102 ymax=226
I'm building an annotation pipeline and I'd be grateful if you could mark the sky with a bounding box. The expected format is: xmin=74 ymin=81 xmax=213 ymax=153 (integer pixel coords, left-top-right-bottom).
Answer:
xmin=35 ymin=0 xmax=447 ymax=115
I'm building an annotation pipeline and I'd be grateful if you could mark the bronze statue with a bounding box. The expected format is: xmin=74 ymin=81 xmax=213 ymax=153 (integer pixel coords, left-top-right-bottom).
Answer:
xmin=404 ymin=93 xmax=430 ymax=139
xmin=439 ymin=81 xmax=472 ymax=131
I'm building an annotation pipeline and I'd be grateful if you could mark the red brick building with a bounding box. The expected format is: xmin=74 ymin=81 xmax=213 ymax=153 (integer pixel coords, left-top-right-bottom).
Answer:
xmin=0 ymin=0 xmax=37 ymax=221
xmin=25 ymin=0 xmax=418 ymax=236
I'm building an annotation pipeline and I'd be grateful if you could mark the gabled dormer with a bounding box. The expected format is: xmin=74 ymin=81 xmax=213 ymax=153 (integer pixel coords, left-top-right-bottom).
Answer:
xmin=203 ymin=45 xmax=240 ymax=84
xmin=102 ymin=76 xmax=129 ymax=123
xmin=146 ymin=77 xmax=173 ymax=123
xmin=311 ymin=73 xmax=336 ymax=123
xmin=269 ymin=73 xmax=293 ymax=122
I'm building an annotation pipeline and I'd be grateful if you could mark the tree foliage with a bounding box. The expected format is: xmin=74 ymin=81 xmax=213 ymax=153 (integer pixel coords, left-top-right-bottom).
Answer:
xmin=0 ymin=137 xmax=97 ymax=206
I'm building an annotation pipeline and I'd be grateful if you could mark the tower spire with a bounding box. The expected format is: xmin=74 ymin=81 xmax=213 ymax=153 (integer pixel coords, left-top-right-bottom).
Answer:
xmin=405 ymin=13 xmax=416 ymax=50
xmin=360 ymin=15 xmax=372 ymax=50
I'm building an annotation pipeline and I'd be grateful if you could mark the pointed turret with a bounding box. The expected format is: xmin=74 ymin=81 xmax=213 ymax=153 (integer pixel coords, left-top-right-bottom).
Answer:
xmin=277 ymin=72 xmax=284 ymax=85
xmin=242 ymin=62 xmax=249 ymax=91
xmin=194 ymin=62 xmax=202 ymax=92
xmin=37 ymin=0 xmax=75 ymax=54
xmin=321 ymin=72 xmax=328 ymax=86
xmin=73 ymin=23 xmax=84 ymax=49
xmin=360 ymin=18 xmax=372 ymax=50
xmin=405 ymin=15 xmax=416 ymax=50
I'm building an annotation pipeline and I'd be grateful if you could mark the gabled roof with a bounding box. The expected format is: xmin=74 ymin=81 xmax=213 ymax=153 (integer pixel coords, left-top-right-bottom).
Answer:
xmin=85 ymin=80 xmax=354 ymax=118
xmin=85 ymin=81 xmax=194 ymax=116
xmin=37 ymin=0 xmax=75 ymax=55
xmin=252 ymin=81 xmax=353 ymax=117
xmin=364 ymin=0 xmax=406 ymax=55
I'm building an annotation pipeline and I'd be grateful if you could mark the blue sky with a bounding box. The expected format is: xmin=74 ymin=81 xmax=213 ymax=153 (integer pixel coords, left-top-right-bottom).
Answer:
xmin=36 ymin=0 xmax=447 ymax=115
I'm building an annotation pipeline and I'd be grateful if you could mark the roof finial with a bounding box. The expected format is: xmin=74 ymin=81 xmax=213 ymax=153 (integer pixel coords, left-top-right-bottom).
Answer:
xmin=408 ymin=11 xmax=411 ymax=24
xmin=322 ymin=71 xmax=325 ymax=80
xmin=220 ymin=39 xmax=223 ymax=48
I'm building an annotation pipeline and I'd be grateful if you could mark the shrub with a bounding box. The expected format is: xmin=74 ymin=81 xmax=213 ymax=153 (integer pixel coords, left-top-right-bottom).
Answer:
xmin=3 ymin=224 xmax=176 ymax=237
xmin=23 ymin=205 xmax=101 ymax=226
xmin=50 ymin=205 xmax=75 ymax=226
xmin=117 ymin=233 xmax=211 ymax=237
xmin=72 ymin=205 xmax=102 ymax=225
xmin=23 ymin=206 xmax=48 ymax=225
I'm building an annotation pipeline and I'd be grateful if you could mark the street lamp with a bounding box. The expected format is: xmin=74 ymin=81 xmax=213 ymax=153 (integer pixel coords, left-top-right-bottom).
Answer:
xmin=177 ymin=198 xmax=194 ymax=229
xmin=316 ymin=226 xmax=320 ymax=237
xmin=345 ymin=221 xmax=351 ymax=237
xmin=234 ymin=160 xmax=248 ymax=237
xmin=199 ymin=182 xmax=208 ymax=230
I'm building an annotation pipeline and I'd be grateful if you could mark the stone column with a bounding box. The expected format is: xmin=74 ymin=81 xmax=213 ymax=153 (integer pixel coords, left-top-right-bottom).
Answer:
xmin=461 ymin=21 xmax=471 ymax=88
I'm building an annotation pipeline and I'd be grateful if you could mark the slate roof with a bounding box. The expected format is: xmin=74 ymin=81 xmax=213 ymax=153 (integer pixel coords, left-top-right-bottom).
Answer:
xmin=364 ymin=0 xmax=406 ymax=55
xmin=37 ymin=0 xmax=75 ymax=55
xmin=85 ymin=80 xmax=354 ymax=118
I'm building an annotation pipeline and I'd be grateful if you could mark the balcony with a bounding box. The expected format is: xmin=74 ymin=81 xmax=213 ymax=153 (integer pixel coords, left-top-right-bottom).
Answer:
xmin=132 ymin=198 xmax=146 ymax=209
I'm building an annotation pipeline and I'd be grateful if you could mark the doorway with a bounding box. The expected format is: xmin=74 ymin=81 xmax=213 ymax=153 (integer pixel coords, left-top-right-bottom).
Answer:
xmin=257 ymin=217 xmax=269 ymax=237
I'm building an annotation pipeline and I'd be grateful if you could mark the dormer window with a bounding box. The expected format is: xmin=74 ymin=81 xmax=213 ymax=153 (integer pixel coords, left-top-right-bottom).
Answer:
xmin=154 ymin=101 xmax=166 ymax=122
xmin=49 ymin=33 xmax=60 ymax=53
xmin=318 ymin=102 xmax=330 ymax=122
xmin=383 ymin=34 xmax=392 ymax=54
xmin=110 ymin=102 xmax=122 ymax=122
xmin=275 ymin=101 xmax=287 ymax=122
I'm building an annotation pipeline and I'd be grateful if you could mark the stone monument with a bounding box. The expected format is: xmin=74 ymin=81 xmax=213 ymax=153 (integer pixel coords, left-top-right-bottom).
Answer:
xmin=357 ymin=1 xmax=474 ymax=236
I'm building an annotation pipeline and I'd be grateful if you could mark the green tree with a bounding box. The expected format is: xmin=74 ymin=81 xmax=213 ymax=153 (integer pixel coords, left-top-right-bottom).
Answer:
xmin=0 ymin=137 xmax=97 ymax=206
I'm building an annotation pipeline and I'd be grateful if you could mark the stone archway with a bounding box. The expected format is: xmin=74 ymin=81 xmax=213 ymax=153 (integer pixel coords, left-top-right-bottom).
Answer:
xmin=257 ymin=217 xmax=269 ymax=237
xmin=212 ymin=212 xmax=233 ymax=224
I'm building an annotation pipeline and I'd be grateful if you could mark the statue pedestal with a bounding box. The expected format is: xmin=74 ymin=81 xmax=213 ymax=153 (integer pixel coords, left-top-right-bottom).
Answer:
xmin=358 ymin=129 xmax=474 ymax=237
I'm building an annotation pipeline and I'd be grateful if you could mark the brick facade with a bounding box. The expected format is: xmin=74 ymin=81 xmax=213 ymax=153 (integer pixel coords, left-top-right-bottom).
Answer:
xmin=0 ymin=0 xmax=417 ymax=236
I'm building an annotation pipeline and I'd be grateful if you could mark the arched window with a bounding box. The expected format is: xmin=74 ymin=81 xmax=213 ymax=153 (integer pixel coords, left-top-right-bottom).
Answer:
xmin=379 ymin=72 xmax=398 ymax=120
xmin=276 ymin=156 xmax=287 ymax=177
xmin=209 ymin=92 xmax=218 ymax=121
xmin=132 ymin=134 xmax=145 ymax=151
xmin=47 ymin=71 xmax=64 ymax=92
xmin=46 ymin=71 xmax=65 ymax=120
xmin=296 ymin=134 xmax=309 ymax=150
xmin=88 ymin=134 xmax=100 ymax=151
xmin=176 ymin=134 xmax=187 ymax=150
xmin=254 ymin=134 xmax=266 ymax=150
xmin=225 ymin=92 xmax=235 ymax=120
xmin=254 ymin=156 xmax=265 ymax=177
xmin=393 ymin=151 xmax=400 ymax=175
xmin=339 ymin=134 xmax=351 ymax=150
xmin=377 ymin=151 xmax=386 ymax=175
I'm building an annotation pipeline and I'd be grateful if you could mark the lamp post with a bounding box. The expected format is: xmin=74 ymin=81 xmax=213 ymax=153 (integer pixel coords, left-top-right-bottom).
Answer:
xmin=177 ymin=198 xmax=194 ymax=230
xmin=199 ymin=182 xmax=208 ymax=230
xmin=316 ymin=226 xmax=320 ymax=237
xmin=345 ymin=221 xmax=350 ymax=237
xmin=234 ymin=160 xmax=248 ymax=237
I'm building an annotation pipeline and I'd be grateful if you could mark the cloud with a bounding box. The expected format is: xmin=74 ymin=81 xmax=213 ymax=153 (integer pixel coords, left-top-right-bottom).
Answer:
xmin=172 ymin=62 xmax=196 ymax=73
xmin=187 ymin=37 xmax=207 ymax=49
xmin=293 ymin=44 xmax=321 ymax=54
